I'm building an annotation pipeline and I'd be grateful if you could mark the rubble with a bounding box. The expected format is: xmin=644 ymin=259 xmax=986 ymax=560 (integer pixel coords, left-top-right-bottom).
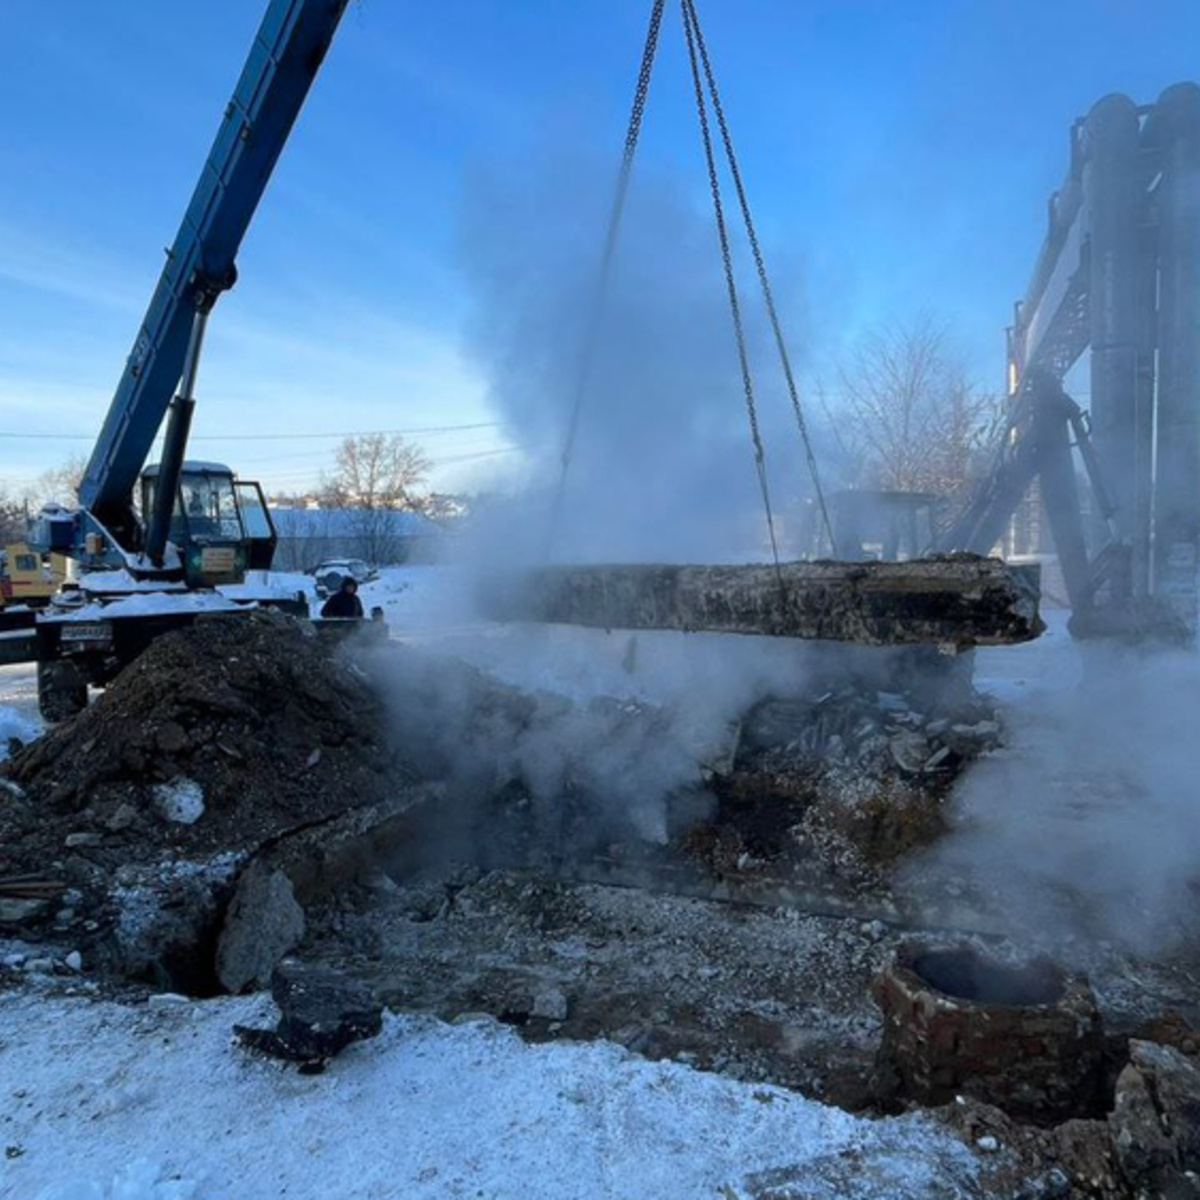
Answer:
xmin=483 ymin=555 xmax=1043 ymax=648
xmin=216 ymin=863 xmax=307 ymax=994
xmin=302 ymin=867 xmax=895 ymax=1103
xmin=1109 ymin=1040 xmax=1200 ymax=1197
xmin=234 ymin=959 xmax=383 ymax=1069
xmin=2 ymin=611 xmax=407 ymax=848
xmin=689 ymin=678 xmax=1003 ymax=899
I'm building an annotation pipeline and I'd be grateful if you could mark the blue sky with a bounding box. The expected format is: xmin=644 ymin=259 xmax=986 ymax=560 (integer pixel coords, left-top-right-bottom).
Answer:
xmin=1 ymin=0 xmax=1197 ymax=498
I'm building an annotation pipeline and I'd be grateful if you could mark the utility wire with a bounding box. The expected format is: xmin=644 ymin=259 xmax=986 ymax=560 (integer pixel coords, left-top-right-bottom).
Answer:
xmin=0 ymin=421 xmax=505 ymax=442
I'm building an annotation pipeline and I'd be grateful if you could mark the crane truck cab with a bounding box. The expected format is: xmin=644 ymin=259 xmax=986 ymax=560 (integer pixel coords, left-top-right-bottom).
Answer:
xmin=803 ymin=490 xmax=944 ymax=562
xmin=140 ymin=462 xmax=277 ymax=586
xmin=31 ymin=462 xmax=309 ymax=723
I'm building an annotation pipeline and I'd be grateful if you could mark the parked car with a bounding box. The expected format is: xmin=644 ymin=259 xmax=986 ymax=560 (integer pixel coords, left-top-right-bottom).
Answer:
xmin=312 ymin=558 xmax=377 ymax=598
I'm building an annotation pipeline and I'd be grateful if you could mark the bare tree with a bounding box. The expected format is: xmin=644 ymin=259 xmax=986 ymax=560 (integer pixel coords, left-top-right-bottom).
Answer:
xmin=826 ymin=316 xmax=1000 ymax=508
xmin=321 ymin=434 xmax=430 ymax=510
xmin=26 ymin=454 xmax=88 ymax=510
xmin=0 ymin=490 xmax=27 ymax=545
xmin=320 ymin=434 xmax=431 ymax=566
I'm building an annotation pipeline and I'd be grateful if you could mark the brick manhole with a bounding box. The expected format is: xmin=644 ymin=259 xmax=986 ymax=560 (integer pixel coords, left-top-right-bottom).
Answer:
xmin=873 ymin=943 xmax=1105 ymax=1122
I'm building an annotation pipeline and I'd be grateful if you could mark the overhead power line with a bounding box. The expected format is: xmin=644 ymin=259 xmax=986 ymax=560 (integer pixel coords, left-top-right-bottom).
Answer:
xmin=0 ymin=421 xmax=506 ymax=442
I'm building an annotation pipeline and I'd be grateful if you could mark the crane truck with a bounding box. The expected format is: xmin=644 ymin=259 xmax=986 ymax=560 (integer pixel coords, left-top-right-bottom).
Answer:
xmin=27 ymin=0 xmax=351 ymax=720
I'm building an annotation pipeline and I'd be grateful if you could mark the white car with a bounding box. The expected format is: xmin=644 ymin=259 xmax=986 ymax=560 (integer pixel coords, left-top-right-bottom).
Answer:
xmin=312 ymin=558 xmax=377 ymax=598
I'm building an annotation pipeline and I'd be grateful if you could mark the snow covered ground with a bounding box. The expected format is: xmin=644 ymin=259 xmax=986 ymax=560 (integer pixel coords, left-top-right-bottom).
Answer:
xmin=0 ymin=990 xmax=985 ymax=1200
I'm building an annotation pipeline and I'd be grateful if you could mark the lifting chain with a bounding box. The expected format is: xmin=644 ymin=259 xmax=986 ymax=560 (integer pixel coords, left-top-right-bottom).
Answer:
xmin=679 ymin=0 xmax=786 ymax=583
xmin=548 ymin=0 xmax=835 ymax=570
xmin=545 ymin=0 xmax=665 ymax=557
xmin=681 ymin=0 xmax=835 ymax=553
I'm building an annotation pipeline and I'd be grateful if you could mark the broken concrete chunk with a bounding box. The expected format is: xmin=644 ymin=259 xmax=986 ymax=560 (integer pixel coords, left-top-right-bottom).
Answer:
xmin=216 ymin=863 xmax=306 ymax=994
xmin=105 ymin=803 xmax=139 ymax=832
xmin=64 ymin=831 xmax=103 ymax=849
xmin=234 ymin=960 xmax=383 ymax=1067
xmin=923 ymin=745 xmax=953 ymax=772
xmin=0 ymin=897 xmax=50 ymax=927
xmin=888 ymin=731 xmax=930 ymax=774
xmin=532 ymin=986 xmax=569 ymax=1022
xmin=483 ymin=556 xmax=1043 ymax=648
xmin=1110 ymin=1040 xmax=1200 ymax=1197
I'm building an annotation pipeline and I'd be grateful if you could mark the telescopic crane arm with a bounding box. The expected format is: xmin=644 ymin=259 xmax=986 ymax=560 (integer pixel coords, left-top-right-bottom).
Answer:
xmin=77 ymin=0 xmax=348 ymax=556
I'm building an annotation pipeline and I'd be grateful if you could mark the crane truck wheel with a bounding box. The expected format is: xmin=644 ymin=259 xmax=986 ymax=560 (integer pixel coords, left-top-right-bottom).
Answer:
xmin=37 ymin=659 xmax=89 ymax=723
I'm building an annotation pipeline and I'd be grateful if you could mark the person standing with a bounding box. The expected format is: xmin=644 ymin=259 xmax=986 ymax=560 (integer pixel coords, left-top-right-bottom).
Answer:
xmin=320 ymin=576 xmax=364 ymax=618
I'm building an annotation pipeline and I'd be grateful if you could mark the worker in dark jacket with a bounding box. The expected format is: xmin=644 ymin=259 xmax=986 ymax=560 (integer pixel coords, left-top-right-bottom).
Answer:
xmin=320 ymin=576 xmax=364 ymax=619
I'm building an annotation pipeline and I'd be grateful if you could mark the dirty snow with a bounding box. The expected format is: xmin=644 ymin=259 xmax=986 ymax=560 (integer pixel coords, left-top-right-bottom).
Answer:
xmin=0 ymin=991 xmax=983 ymax=1200
xmin=111 ymin=854 xmax=245 ymax=950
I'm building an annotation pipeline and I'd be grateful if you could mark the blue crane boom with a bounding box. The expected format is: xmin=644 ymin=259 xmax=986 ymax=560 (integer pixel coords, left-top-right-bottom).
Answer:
xmin=80 ymin=0 xmax=348 ymax=536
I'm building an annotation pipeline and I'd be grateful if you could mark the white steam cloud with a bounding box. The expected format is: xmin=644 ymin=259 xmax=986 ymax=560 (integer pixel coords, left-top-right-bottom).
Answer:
xmin=457 ymin=149 xmax=823 ymax=564
xmin=909 ymin=633 xmax=1200 ymax=955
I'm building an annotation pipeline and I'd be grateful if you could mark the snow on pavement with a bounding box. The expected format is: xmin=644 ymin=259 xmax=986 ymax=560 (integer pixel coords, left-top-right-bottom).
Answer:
xmin=0 ymin=992 xmax=982 ymax=1200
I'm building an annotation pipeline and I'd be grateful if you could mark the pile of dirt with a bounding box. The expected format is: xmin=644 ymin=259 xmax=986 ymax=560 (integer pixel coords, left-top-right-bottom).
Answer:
xmin=1 ymin=611 xmax=410 ymax=874
xmin=0 ymin=612 xmax=420 ymax=992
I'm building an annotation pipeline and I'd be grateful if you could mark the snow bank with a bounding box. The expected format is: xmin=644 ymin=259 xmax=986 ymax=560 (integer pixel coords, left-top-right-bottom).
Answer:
xmin=0 ymin=992 xmax=981 ymax=1200
xmin=359 ymin=565 xmax=476 ymax=631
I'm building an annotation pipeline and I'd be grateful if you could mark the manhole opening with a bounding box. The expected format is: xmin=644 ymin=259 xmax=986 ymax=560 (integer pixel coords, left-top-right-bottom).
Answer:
xmin=911 ymin=948 xmax=1063 ymax=1007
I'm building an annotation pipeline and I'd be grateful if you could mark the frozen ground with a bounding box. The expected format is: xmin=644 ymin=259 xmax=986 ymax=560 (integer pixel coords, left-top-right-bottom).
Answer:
xmin=0 ymin=989 xmax=985 ymax=1200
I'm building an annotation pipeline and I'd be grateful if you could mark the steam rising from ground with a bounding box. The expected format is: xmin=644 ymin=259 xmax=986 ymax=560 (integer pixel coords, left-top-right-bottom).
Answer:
xmin=910 ymin=628 xmax=1200 ymax=956
xmin=389 ymin=150 xmax=829 ymax=848
xmin=458 ymin=151 xmax=818 ymax=563
xmin=393 ymin=144 xmax=1200 ymax=952
xmin=375 ymin=618 xmax=829 ymax=849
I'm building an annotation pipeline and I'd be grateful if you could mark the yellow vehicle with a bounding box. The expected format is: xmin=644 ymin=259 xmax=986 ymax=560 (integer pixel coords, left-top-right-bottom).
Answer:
xmin=0 ymin=542 xmax=66 ymax=609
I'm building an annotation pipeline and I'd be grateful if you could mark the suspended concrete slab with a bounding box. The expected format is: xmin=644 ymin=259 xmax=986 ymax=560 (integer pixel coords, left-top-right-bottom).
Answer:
xmin=482 ymin=556 xmax=1043 ymax=648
